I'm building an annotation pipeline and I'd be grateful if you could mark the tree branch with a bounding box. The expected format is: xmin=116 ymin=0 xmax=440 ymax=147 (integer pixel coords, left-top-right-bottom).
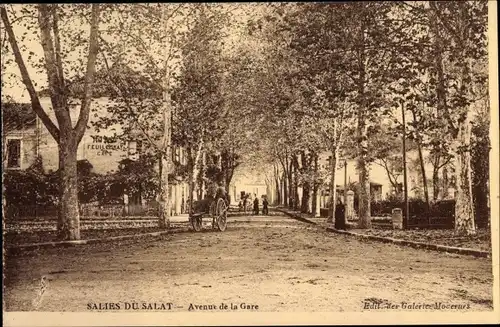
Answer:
xmin=100 ymin=50 xmax=164 ymax=155
xmin=1 ymin=6 xmax=60 ymax=141
xmin=438 ymin=155 xmax=453 ymax=170
xmin=75 ymin=4 xmax=100 ymax=142
xmin=51 ymin=5 xmax=65 ymax=91
xmin=38 ymin=4 xmax=71 ymax=127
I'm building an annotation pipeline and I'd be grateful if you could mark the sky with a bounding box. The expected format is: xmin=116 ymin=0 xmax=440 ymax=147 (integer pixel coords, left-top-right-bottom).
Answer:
xmin=1 ymin=3 xmax=267 ymax=103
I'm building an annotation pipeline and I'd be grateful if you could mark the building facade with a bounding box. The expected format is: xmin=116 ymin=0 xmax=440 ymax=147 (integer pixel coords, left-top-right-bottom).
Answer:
xmin=3 ymin=97 xmax=189 ymax=216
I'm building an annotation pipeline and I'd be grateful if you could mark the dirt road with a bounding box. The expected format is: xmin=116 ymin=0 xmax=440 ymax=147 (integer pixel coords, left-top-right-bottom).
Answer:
xmin=3 ymin=212 xmax=493 ymax=312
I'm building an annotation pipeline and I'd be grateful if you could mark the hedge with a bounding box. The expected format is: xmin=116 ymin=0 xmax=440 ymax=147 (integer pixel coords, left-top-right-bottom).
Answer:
xmin=370 ymin=199 xmax=455 ymax=219
xmin=4 ymin=157 xmax=161 ymax=219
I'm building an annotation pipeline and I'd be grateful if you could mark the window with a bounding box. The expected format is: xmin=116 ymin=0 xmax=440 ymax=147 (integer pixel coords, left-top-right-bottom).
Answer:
xmin=6 ymin=138 xmax=21 ymax=169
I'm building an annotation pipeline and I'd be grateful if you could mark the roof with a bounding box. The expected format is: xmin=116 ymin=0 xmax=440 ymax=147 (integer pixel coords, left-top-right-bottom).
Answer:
xmin=2 ymin=102 xmax=37 ymax=131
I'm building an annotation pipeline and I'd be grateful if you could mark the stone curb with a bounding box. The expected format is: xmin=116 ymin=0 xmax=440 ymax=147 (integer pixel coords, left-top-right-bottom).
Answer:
xmin=277 ymin=207 xmax=491 ymax=258
xmin=274 ymin=207 xmax=318 ymax=225
xmin=6 ymin=227 xmax=192 ymax=252
xmin=326 ymin=227 xmax=491 ymax=258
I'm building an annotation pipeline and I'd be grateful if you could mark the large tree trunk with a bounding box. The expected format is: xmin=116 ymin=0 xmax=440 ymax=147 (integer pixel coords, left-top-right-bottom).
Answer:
xmin=417 ymin=138 xmax=430 ymax=222
xmin=292 ymin=154 xmax=300 ymax=210
xmin=197 ymin=151 xmax=206 ymax=201
xmin=356 ymin=20 xmax=371 ymax=229
xmin=277 ymin=174 xmax=281 ymax=206
xmin=453 ymin=55 xmax=476 ymax=235
xmin=300 ymin=151 xmax=310 ymax=213
xmin=158 ymin=90 xmax=172 ymax=228
xmin=327 ymin=148 xmax=339 ymax=224
xmin=187 ymin=140 xmax=204 ymax=213
xmin=288 ymin=160 xmax=294 ymax=208
xmin=356 ymin=98 xmax=371 ymax=228
xmin=158 ymin=153 xmax=170 ymax=229
xmin=57 ymin=138 xmax=80 ymax=240
xmin=221 ymin=149 xmax=237 ymax=194
xmin=282 ymin=171 xmax=287 ymax=207
xmin=432 ymin=165 xmax=440 ymax=201
xmin=411 ymin=106 xmax=430 ymax=218
xmin=453 ymin=126 xmax=475 ymax=235
xmin=187 ymin=160 xmax=196 ymax=215
xmin=429 ymin=1 xmax=450 ymax=204
xmin=274 ymin=164 xmax=281 ymax=205
xmin=311 ymin=154 xmax=319 ymax=216
xmin=442 ymin=166 xmax=449 ymax=199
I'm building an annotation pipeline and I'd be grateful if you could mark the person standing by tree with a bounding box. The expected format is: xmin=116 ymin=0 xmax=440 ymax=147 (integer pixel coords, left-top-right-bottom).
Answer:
xmin=253 ymin=194 xmax=259 ymax=215
xmin=334 ymin=196 xmax=346 ymax=230
xmin=262 ymin=196 xmax=269 ymax=215
xmin=242 ymin=192 xmax=248 ymax=214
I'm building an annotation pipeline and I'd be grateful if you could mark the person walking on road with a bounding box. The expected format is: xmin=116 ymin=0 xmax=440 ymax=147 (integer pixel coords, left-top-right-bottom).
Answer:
xmin=253 ymin=195 xmax=259 ymax=215
xmin=262 ymin=196 xmax=269 ymax=215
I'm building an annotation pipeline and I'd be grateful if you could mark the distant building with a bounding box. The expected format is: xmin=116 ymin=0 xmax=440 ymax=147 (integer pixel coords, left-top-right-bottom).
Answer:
xmin=317 ymin=151 xmax=454 ymax=202
xmin=230 ymin=170 xmax=267 ymax=204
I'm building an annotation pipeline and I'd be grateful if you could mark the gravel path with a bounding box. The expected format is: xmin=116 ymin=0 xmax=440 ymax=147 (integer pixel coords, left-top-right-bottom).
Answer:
xmin=3 ymin=212 xmax=493 ymax=312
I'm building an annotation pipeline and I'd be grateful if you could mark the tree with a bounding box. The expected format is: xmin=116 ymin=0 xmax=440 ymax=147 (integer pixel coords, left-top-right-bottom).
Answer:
xmin=92 ymin=4 xmax=202 ymax=227
xmin=370 ymin=125 xmax=405 ymax=197
xmin=314 ymin=2 xmax=405 ymax=229
xmin=171 ymin=4 xmax=230 ymax=209
xmin=279 ymin=3 xmax=359 ymax=220
xmin=211 ymin=42 xmax=264 ymax=194
xmin=426 ymin=1 xmax=488 ymax=235
xmin=1 ymin=4 xmax=100 ymax=240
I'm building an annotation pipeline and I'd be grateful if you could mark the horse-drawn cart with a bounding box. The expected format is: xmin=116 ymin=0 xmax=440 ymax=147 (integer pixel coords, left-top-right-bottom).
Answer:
xmin=189 ymin=197 xmax=228 ymax=232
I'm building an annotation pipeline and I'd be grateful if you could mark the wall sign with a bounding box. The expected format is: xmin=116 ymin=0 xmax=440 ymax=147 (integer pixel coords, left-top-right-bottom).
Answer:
xmin=87 ymin=135 xmax=127 ymax=156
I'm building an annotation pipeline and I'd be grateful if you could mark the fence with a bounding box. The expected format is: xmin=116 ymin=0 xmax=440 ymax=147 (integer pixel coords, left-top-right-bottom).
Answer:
xmin=5 ymin=202 xmax=166 ymax=220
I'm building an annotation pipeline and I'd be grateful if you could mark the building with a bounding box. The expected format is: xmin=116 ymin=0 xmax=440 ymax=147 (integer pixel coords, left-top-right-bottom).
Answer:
xmin=229 ymin=169 xmax=268 ymax=204
xmin=2 ymin=97 xmax=189 ymax=216
xmin=317 ymin=150 xmax=455 ymax=203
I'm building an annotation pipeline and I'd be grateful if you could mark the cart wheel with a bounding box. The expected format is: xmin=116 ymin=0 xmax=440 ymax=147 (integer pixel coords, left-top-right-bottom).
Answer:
xmin=190 ymin=215 xmax=202 ymax=232
xmin=216 ymin=198 xmax=227 ymax=232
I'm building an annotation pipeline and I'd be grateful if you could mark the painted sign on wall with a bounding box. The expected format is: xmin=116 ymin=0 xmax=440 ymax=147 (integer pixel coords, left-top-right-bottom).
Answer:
xmin=87 ymin=135 xmax=127 ymax=156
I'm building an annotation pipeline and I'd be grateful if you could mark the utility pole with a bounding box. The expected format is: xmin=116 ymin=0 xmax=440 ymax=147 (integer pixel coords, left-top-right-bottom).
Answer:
xmin=402 ymin=101 xmax=409 ymax=229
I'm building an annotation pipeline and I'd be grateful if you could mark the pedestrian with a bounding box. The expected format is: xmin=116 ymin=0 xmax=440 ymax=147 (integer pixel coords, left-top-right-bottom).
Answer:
xmin=334 ymin=196 xmax=346 ymax=230
xmin=262 ymin=196 xmax=269 ymax=215
xmin=253 ymin=194 xmax=259 ymax=215
xmin=242 ymin=193 xmax=248 ymax=214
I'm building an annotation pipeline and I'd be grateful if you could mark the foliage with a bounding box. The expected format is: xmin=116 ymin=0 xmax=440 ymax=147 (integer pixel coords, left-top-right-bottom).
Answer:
xmin=1 ymin=102 xmax=37 ymax=131
xmin=370 ymin=198 xmax=455 ymax=220
xmin=171 ymin=5 xmax=228 ymax=151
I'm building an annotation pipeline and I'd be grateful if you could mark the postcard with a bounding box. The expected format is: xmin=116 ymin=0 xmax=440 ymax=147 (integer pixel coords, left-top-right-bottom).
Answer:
xmin=2 ymin=1 xmax=498 ymax=326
